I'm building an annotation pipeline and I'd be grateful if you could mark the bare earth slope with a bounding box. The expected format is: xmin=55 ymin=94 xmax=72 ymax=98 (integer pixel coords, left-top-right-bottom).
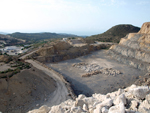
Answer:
xmin=0 ymin=66 xmax=56 ymax=113
xmin=25 ymin=60 xmax=72 ymax=107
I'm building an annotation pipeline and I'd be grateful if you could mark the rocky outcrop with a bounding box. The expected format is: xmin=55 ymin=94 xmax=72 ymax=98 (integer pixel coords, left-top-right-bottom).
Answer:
xmin=30 ymin=41 xmax=114 ymax=63
xmin=28 ymin=84 xmax=150 ymax=113
xmin=108 ymin=22 xmax=150 ymax=72
xmin=138 ymin=22 xmax=150 ymax=34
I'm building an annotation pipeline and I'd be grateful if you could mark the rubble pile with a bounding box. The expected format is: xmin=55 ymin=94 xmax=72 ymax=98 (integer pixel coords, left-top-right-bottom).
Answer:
xmin=72 ymin=63 xmax=122 ymax=77
xmin=28 ymin=84 xmax=150 ymax=113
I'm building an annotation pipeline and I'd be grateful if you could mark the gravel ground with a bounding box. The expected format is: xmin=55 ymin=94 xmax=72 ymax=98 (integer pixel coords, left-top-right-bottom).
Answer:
xmin=46 ymin=50 xmax=146 ymax=96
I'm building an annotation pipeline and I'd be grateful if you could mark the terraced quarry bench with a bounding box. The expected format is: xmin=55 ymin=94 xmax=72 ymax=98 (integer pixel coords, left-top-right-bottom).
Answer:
xmin=108 ymin=22 xmax=150 ymax=72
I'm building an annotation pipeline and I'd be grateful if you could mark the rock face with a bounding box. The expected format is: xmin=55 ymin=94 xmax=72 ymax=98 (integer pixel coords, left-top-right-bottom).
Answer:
xmin=28 ymin=84 xmax=150 ymax=113
xmin=30 ymin=41 xmax=114 ymax=63
xmin=138 ymin=22 xmax=150 ymax=34
xmin=108 ymin=22 xmax=150 ymax=72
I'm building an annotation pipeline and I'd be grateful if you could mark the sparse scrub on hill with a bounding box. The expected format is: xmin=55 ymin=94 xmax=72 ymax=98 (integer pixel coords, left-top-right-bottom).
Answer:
xmin=9 ymin=32 xmax=78 ymax=43
xmin=85 ymin=24 xmax=140 ymax=43
xmin=0 ymin=61 xmax=31 ymax=79
xmin=0 ymin=55 xmax=12 ymax=63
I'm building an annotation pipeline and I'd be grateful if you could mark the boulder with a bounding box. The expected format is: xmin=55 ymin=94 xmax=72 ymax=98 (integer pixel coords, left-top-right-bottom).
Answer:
xmin=129 ymin=86 xmax=150 ymax=99
xmin=102 ymin=107 xmax=109 ymax=113
xmin=71 ymin=106 xmax=84 ymax=113
xmin=108 ymin=102 xmax=125 ymax=113
xmin=114 ymin=94 xmax=126 ymax=105
xmin=130 ymin=100 xmax=138 ymax=111
xmin=75 ymin=99 xmax=86 ymax=108
xmin=138 ymin=100 xmax=150 ymax=113
xmin=49 ymin=105 xmax=65 ymax=113
xmin=146 ymin=93 xmax=150 ymax=104
xmin=83 ymin=104 xmax=88 ymax=111
xmin=28 ymin=105 xmax=50 ymax=113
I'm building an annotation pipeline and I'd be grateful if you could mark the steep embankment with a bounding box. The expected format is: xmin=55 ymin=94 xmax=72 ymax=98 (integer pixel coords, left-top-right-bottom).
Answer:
xmin=108 ymin=22 xmax=150 ymax=72
xmin=0 ymin=66 xmax=56 ymax=113
xmin=86 ymin=24 xmax=140 ymax=43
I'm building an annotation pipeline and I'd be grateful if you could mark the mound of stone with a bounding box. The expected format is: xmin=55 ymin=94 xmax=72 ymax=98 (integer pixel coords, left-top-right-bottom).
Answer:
xmin=72 ymin=62 xmax=122 ymax=77
xmin=28 ymin=84 xmax=150 ymax=113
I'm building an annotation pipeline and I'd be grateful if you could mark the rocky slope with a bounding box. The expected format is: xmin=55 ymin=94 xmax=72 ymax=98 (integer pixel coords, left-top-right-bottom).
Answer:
xmin=108 ymin=22 xmax=150 ymax=72
xmin=28 ymin=84 xmax=150 ymax=113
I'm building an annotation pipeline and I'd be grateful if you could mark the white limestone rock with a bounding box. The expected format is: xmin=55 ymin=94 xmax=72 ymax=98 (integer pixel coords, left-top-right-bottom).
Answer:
xmin=130 ymin=100 xmax=138 ymax=111
xmin=130 ymin=86 xmax=150 ymax=99
xmin=92 ymin=93 xmax=109 ymax=102
xmin=93 ymin=105 xmax=101 ymax=113
xmin=83 ymin=97 xmax=98 ymax=107
xmin=75 ymin=99 xmax=86 ymax=108
xmin=27 ymin=84 xmax=150 ymax=113
xmin=146 ymin=93 xmax=150 ymax=104
xmin=124 ymin=84 xmax=137 ymax=92
xmin=138 ymin=100 xmax=150 ymax=113
xmin=83 ymin=104 xmax=88 ymax=111
xmin=28 ymin=105 xmax=50 ymax=113
xmin=71 ymin=106 xmax=85 ymax=113
xmin=49 ymin=106 xmax=65 ymax=113
xmin=117 ymin=88 xmax=124 ymax=96
xmin=77 ymin=94 xmax=86 ymax=100
xmin=108 ymin=102 xmax=125 ymax=113
xmin=114 ymin=94 xmax=126 ymax=105
xmin=102 ymin=107 xmax=109 ymax=113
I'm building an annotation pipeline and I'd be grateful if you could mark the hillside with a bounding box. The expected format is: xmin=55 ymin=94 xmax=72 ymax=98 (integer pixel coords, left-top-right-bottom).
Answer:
xmin=86 ymin=24 xmax=140 ymax=43
xmin=0 ymin=34 xmax=25 ymax=46
xmin=9 ymin=32 xmax=78 ymax=43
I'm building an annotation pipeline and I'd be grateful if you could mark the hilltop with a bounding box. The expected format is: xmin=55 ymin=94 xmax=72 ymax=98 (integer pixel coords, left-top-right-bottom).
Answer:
xmin=86 ymin=24 xmax=140 ymax=43
xmin=0 ymin=34 xmax=25 ymax=46
xmin=9 ymin=32 xmax=78 ymax=43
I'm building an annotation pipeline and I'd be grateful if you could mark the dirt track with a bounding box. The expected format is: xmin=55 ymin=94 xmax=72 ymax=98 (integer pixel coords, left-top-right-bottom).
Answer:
xmin=26 ymin=60 xmax=71 ymax=107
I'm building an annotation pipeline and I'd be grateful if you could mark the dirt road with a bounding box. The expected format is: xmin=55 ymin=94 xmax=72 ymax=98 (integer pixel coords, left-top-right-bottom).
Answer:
xmin=26 ymin=60 xmax=71 ymax=107
xmin=20 ymin=49 xmax=38 ymax=59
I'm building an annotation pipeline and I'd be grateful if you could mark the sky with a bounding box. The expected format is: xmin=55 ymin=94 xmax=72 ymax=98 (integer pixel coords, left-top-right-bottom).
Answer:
xmin=0 ymin=0 xmax=150 ymax=36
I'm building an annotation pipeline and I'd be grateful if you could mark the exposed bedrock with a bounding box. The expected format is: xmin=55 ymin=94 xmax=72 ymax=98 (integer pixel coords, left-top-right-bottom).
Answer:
xmin=108 ymin=22 xmax=150 ymax=72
